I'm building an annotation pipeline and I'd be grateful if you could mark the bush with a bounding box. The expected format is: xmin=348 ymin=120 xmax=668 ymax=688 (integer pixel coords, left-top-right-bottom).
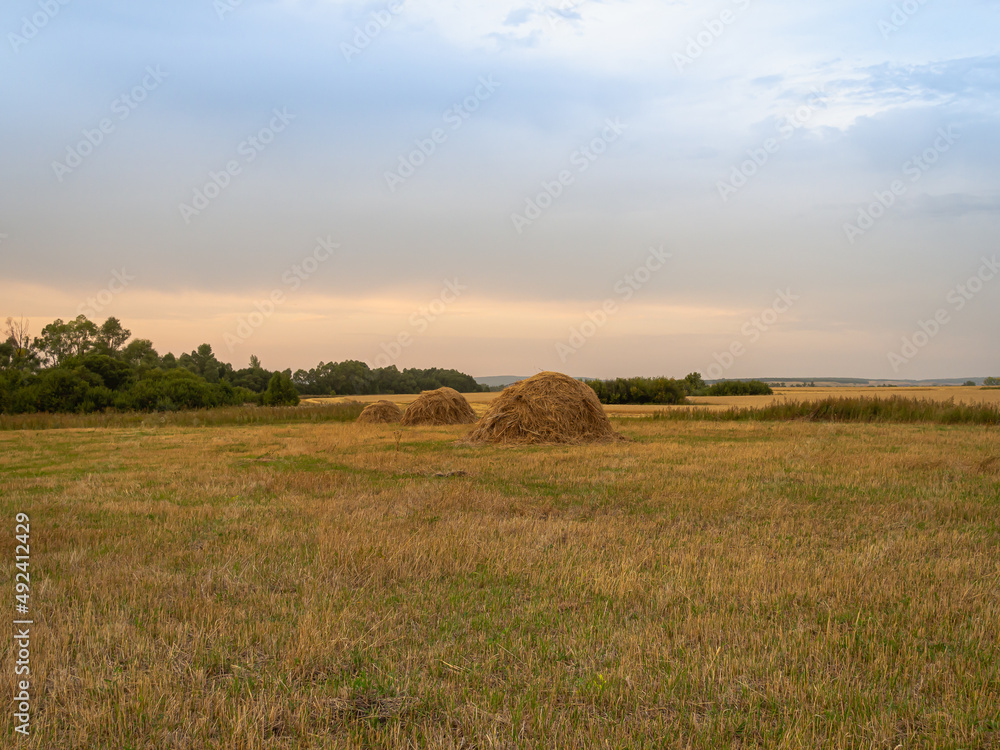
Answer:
xmin=116 ymin=369 xmax=247 ymax=411
xmin=261 ymin=372 xmax=300 ymax=406
xmin=705 ymin=380 xmax=774 ymax=396
xmin=73 ymin=353 xmax=135 ymax=390
xmin=587 ymin=377 xmax=688 ymax=405
xmin=34 ymin=367 xmax=114 ymax=413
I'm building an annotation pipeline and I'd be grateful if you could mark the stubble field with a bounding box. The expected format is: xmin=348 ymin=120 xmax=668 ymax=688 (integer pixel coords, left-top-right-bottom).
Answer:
xmin=1 ymin=400 xmax=998 ymax=748
xmin=309 ymin=385 xmax=1000 ymax=416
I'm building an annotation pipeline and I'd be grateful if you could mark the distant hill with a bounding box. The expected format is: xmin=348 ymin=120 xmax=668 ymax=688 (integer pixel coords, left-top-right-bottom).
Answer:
xmin=750 ymin=377 xmax=990 ymax=387
xmin=477 ymin=375 xmax=991 ymax=389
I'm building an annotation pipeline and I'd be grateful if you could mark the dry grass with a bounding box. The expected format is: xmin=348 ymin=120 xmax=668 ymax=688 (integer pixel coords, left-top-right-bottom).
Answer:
xmin=0 ymin=416 xmax=998 ymax=748
xmin=400 ymin=388 xmax=477 ymax=426
xmin=467 ymin=371 xmax=622 ymax=445
xmin=306 ymin=386 xmax=1000 ymax=418
xmin=690 ymin=385 xmax=1000 ymax=410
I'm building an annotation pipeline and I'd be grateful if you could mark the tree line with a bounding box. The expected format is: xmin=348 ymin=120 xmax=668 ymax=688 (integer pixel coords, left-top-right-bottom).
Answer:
xmin=0 ymin=315 xmax=483 ymax=415
xmin=291 ymin=361 xmax=483 ymax=396
xmin=586 ymin=373 xmax=773 ymax=405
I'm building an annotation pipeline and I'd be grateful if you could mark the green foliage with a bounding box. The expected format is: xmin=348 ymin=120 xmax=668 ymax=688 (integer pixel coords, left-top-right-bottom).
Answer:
xmin=230 ymin=355 xmax=272 ymax=392
xmin=705 ymin=380 xmax=774 ymax=396
xmin=683 ymin=372 xmax=706 ymax=395
xmin=117 ymin=369 xmax=249 ymax=412
xmin=72 ymin=353 xmax=134 ymax=390
xmin=292 ymin=361 xmax=485 ymax=395
xmin=0 ymin=314 xmax=481 ymax=415
xmin=587 ymin=377 xmax=688 ymax=405
xmin=261 ymin=372 xmax=300 ymax=406
xmin=43 ymin=369 xmax=113 ymax=412
xmin=178 ymin=343 xmax=227 ymax=383
xmin=984 ymin=376 xmax=999 ymax=386
xmin=122 ymin=339 xmax=160 ymax=371
xmin=33 ymin=315 xmax=98 ymax=365
xmin=0 ymin=342 xmax=14 ymax=370
xmin=95 ymin=317 xmax=131 ymax=355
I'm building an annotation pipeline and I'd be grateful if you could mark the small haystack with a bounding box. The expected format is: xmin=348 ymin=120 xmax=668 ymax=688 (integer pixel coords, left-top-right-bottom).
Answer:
xmin=466 ymin=371 xmax=622 ymax=445
xmin=400 ymin=387 xmax=477 ymax=426
xmin=356 ymin=400 xmax=403 ymax=424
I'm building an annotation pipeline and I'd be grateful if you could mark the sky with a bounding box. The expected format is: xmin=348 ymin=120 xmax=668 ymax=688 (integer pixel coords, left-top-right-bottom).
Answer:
xmin=1 ymin=0 xmax=998 ymax=380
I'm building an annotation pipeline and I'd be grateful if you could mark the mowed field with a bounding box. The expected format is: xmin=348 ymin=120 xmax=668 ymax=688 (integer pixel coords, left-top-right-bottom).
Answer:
xmin=308 ymin=385 xmax=1000 ymax=416
xmin=1 ymin=406 xmax=999 ymax=748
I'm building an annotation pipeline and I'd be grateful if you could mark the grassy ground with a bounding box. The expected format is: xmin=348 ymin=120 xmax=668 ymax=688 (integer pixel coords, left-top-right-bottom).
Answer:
xmin=305 ymin=385 xmax=1000 ymax=416
xmin=1 ymin=415 xmax=998 ymax=748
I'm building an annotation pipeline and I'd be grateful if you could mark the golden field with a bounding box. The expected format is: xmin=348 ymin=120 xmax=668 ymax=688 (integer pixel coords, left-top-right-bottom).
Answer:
xmin=307 ymin=385 xmax=1000 ymax=416
xmin=1 ymin=404 xmax=998 ymax=748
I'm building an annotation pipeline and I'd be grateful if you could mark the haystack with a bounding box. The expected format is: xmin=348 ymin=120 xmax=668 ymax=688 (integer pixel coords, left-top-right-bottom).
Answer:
xmin=466 ymin=371 xmax=622 ymax=445
xmin=400 ymin=387 xmax=477 ymax=426
xmin=356 ymin=400 xmax=403 ymax=424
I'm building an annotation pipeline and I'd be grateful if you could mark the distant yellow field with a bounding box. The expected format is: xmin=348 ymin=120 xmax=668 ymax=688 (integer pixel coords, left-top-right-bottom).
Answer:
xmin=305 ymin=386 xmax=1000 ymax=416
xmin=688 ymin=385 xmax=1000 ymax=410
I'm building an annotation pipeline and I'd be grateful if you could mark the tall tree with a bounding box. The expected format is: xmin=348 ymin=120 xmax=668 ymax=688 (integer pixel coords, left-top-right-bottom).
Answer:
xmin=121 ymin=338 xmax=159 ymax=370
xmin=95 ymin=317 xmax=131 ymax=355
xmin=4 ymin=316 xmax=30 ymax=355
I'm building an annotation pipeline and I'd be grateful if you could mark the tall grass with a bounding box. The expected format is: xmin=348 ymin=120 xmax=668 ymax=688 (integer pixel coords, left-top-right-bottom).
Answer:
xmin=0 ymin=400 xmax=366 ymax=431
xmin=652 ymin=396 xmax=1000 ymax=425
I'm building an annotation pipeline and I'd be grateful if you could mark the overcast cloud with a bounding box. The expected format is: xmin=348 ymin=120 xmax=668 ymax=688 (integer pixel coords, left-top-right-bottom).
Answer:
xmin=1 ymin=0 xmax=997 ymax=378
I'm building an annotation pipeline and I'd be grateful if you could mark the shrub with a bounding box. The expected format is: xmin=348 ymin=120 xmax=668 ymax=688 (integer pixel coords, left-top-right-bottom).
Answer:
xmin=705 ymin=380 xmax=774 ymax=396
xmin=587 ymin=377 xmax=688 ymax=405
xmin=116 ymin=369 xmax=247 ymax=411
xmin=262 ymin=372 xmax=300 ymax=406
xmin=34 ymin=367 xmax=114 ymax=413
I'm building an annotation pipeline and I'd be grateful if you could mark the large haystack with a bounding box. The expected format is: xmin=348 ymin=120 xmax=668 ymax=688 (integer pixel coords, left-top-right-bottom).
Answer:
xmin=466 ymin=371 xmax=621 ymax=445
xmin=356 ymin=400 xmax=403 ymax=424
xmin=400 ymin=387 xmax=477 ymax=426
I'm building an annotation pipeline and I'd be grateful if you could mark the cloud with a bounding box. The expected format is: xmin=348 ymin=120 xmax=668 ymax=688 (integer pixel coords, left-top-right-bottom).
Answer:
xmin=503 ymin=7 xmax=535 ymax=26
xmin=904 ymin=192 xmax=1000 ymax=218
xmin=2 ymin=0 xmax=999 ymax=377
